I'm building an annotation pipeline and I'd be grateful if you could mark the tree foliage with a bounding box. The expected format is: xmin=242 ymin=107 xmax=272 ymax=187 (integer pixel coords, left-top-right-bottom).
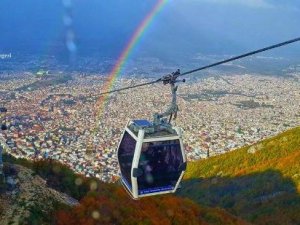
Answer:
xmin=55 ymin=186 xmax=248 ymax=225
xmin=180 ymin=127 xmax=300 ymax=225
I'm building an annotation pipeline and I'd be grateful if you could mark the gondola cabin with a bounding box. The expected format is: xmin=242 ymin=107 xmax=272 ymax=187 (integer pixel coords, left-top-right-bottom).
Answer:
xmin=117 ymin=120 xmax=186 ymax=199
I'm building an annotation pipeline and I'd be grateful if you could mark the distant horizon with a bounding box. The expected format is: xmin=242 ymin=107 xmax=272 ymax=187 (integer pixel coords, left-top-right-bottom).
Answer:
xmin=1 ymin=0 xmax=300 ymax=63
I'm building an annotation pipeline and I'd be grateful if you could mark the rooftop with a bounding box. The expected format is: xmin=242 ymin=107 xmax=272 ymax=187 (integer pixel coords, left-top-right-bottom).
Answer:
xmin=128 ymin=120 xmax=179 ymax=139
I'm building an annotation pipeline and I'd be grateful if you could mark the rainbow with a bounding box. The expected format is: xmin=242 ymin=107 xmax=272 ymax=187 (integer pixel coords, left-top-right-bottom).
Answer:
xmin=94 ymin=0 xmax=168 ymax=130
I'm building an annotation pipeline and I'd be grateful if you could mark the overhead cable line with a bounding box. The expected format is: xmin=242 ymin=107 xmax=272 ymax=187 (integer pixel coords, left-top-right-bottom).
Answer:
xmin=99 ymin=37 xmax=300 ymax=95
xmin=99 ymin=80 xmax=160 ymax=95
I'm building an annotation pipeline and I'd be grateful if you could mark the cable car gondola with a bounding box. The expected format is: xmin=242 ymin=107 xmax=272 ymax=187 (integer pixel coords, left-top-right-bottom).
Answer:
xmin=117 ymin=70 xmax=187 ymax=199
xmin=117 ymin=120 xmax=186 ymax=199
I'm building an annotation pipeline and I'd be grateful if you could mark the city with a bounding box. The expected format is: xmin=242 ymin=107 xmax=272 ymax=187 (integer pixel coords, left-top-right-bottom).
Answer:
xmin=1 ymin=69 xmax=299 ymax=182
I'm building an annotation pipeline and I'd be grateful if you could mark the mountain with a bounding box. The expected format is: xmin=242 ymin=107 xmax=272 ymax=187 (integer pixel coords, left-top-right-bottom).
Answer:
xmin=1 ymin=157 xmax=248 ymax=225
xmin=178 ymin=127 xmax=300 ymax=225
xmin=1 ymin=127 xmax=299 ymax=225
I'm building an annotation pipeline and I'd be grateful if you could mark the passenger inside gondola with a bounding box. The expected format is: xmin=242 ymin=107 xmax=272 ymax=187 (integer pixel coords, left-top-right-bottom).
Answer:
xmin=137 ymin=140 xmax=183 ymax=193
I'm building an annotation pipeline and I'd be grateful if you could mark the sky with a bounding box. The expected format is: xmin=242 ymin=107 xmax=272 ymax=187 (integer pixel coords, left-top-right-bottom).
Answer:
xmin=0 ymin=0 xmax=299 ymax=62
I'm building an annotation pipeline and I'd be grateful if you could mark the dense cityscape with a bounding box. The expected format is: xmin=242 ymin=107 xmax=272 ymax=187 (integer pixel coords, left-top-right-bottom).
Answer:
xmin=1 ymin=1 xmax=300 ymax=224
xmin=1 ymin=65 xmax=300 ymax=182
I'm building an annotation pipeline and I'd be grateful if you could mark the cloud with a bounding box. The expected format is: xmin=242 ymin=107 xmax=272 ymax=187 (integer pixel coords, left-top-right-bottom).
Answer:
xmin=190 ymin=0 xmax=274 ymax=8
xmin=186 ymin=0 xmax=300 ymax=11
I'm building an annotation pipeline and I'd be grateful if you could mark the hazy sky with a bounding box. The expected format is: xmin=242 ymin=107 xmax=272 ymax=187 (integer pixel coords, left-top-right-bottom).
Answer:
xmin=0 ymin=0 xmax=299 ymax=60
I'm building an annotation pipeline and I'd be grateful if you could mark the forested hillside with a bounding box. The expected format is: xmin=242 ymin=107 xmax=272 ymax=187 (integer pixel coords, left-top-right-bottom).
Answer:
xmin=179 ymin=127 xmax=300 ymax=225
xmin=2 ymin=156 xmax=247 ymax=225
